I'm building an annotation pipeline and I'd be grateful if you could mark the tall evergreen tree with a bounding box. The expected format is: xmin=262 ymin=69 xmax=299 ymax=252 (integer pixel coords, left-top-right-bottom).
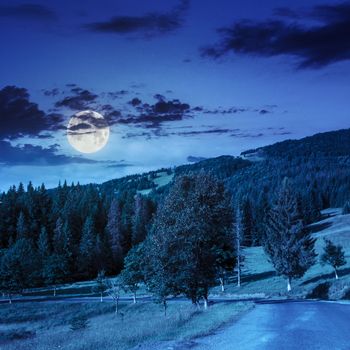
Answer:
xmin=0 ymin=239 xmax=40 ymax=302
xmin=263 ymin=179 xmax=316 ymax=291
xmin=16 ymin=211 xmax=28 ymax=240
xmin=78 ymin=216 xmax=96 ymax=276
xmin=107 ymin=198 xmax=123 ymax=271
xmin=38 ymin=226 xmax=50 ymax=258
xmin=234 ymin=206 xmax=245 ymax=287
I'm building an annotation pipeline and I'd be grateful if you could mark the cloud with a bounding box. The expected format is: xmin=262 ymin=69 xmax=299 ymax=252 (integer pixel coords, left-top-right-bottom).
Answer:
xmin=85 ymin=0 xmax=189 ymax=37
xmin=55 ymin=87 xmax=98 ymax=110
xmin=0 ymin=141 xmax=99 ymax=166
xmin=0 ymin=86 xmax=63 ymax=139
xmin=119 ymin=96 xmax=191 ymax=128
xmin=202 ymin=2 xmax=350 ymax=69
xmin=0 ymin=3 xmax=57 ymax=20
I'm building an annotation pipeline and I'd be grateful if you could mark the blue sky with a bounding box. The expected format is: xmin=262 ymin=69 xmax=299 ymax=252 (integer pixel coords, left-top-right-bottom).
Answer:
xmin=1 ymin=0 xmax=350 ymax=190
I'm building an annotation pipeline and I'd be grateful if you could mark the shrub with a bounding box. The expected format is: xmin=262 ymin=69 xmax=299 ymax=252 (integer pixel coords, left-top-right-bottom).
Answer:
xmin=69 ymin=315 xmax=90 ymax=331
xmin=307 ymin=282 xmax=331 ymax=299
xmin=342 ymin=289 xmax=350 ymax=300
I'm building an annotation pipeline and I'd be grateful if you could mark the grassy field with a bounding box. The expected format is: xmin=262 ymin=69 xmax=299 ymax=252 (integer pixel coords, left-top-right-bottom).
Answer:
xmin=0 ymin=301 xmax=252 ymax=350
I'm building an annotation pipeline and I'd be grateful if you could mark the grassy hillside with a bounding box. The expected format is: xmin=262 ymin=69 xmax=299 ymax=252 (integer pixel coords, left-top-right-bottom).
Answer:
xmin=212 ymin=209 xmax=350 ymax=299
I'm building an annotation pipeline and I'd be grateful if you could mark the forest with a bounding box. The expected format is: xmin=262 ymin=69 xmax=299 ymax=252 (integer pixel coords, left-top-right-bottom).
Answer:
xmin=0 ymin=128 xmax=350 ymax=303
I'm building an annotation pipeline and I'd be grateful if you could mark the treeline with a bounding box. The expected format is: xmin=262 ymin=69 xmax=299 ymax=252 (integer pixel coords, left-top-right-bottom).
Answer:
xmin=0 ymin=181 xmax=156 ymax=294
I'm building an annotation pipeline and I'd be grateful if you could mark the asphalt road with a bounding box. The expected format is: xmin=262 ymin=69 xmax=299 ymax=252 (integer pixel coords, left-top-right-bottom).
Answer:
xmin=192 ymin=301 xmax=350 ymax=350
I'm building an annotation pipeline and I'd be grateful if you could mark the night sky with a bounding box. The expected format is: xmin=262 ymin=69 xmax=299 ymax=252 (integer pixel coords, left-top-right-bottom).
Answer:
xmin=1 ymin=0 xmax=350 ymax=190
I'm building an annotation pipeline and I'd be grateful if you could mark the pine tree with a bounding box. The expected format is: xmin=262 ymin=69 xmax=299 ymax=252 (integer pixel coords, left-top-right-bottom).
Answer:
xmin=38 ymin=226 xmax=50 ymax=258
xmin=241 ymin=198 xmax=254 ymax=247
xmin=16 ymin=211 xmax=28 ymax=240
xmin=42 ymin=254 xmax=69 ymax=296
xmin=263 ymin=178 xmax=316 ymax=292
xmin=132 ymin=194 xmax=149 ymax=245
xmin=0 ymin=239 xmax=40 ymax=302
xmin=320 ymin=239 xmax=346 ymax=279
xmin=78 ymin=216 xmax=96 ymax=276
xmin=107 ymin=198 xmax=123 ymax=272
xmin=234 ymin=206 xmax=245 ymax=288
xmin=120 ymin=244 xmax=144 ymax=303
xmin=53 ymin=217 xmax=65 ymax=254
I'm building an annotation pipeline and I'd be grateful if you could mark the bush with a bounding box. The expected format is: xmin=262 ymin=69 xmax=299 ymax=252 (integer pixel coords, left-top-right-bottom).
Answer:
xmin=342 ymin=289 xmax=350 ymax=300
xmin=307 ymin=282 xmax=331 ymax=299
xmin=69 ymin=315 xmax=90 ymax=331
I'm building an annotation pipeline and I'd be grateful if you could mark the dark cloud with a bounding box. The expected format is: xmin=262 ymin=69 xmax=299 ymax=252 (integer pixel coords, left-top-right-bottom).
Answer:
xmin=55 ymin=88 xmax=98 ymax=110
xmin=85 ymin=0 xmax=189 ymax=37
xmin=0 ymin=86 xmax=62 ymax=139
xmin=128 ymin=97 xmax=142 ymax=106
xmin=202 ymin=2 xmax=350 ymax=69
xmin=42 ymin=88 xmax=61 ymax=97
xmin=99 ymin=90 xmax=129 ymax=100
xmin=0 ymin=141 xmax=99 ymax=166
xmin=0 ymin=3 xmax=57 ymax=20
xmin=119 ymin=96 xmax=191 ymax=128
xmin=174 ymin=128 xmax=234 ymax=136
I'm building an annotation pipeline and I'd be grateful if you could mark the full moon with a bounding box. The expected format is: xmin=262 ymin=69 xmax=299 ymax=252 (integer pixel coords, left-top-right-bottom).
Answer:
xmin=67 ymin=110 xmax=110 ymax=154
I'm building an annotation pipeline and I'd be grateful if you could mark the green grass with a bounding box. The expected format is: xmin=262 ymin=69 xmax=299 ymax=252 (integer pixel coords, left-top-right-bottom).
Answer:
xmin=137 ymin=171 xmax=174 ymax=195
xmin=211 ymin=209 xmax=350 ymax=299
xmin=0 ymin=301 xmax=252 ymax=350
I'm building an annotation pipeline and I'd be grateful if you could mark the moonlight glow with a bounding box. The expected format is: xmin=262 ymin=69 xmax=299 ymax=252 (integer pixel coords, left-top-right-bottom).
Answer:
xmin=67 ymin=110 xmax=110 ymax=154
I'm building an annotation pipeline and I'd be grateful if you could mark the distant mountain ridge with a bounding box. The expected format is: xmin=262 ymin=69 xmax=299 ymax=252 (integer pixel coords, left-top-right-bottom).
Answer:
xmin=241 ymin=128 xmax=350 ymax=159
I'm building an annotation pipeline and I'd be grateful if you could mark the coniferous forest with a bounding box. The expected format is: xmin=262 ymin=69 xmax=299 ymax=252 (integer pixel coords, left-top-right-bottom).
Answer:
xmin=1 ymin=128 xmax=350 ymax=300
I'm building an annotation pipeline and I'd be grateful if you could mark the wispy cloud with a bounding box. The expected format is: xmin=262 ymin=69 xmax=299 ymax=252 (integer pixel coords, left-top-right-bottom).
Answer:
xmin=85 ymin=0 xmax=190 ymax=38
xmin=202 ymin=2 xmax=350 ymax=69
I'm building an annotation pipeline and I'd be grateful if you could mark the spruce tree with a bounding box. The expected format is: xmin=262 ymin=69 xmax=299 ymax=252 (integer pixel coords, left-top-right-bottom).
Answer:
xmin=16 ymin=211 xmax=28 ymax=240
xmin=107 ymin=198 xmax=124 ymax=271
xmin=120 ymin=244 xmax=144 ymax=303
xmin=320 ymin=239 xmax=346 ymax=279
xmin=263 ymin=178 xmax=316 ymax=292
xmin=38 ymin=226 xmax=50 ymax=258
xmin=78 ymin=216 xmax=96 ymax=277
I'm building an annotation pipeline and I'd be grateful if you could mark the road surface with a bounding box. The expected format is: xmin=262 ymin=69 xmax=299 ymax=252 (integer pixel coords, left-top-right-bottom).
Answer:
xmin=192 ymin=301 xmax=350 ymax=350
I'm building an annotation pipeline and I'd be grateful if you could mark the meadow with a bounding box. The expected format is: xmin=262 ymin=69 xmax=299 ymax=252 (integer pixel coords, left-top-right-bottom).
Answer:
xmin=0 ymin=300 xmax=252 ymax=350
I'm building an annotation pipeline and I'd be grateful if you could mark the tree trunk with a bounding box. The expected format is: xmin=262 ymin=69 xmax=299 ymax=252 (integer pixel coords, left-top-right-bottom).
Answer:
xmin=334 ymin=268 xmax=339 ymax=280
xmin=163 ymin=299 xmax=167 ymax=317
xmin=219 ymin=277 xmax=225 ymax=292
xmin=237 ymin=265 xmax=241 ymax=288
xmin=8 ymin=294 xmax=12 ymax=304
xmin=115 ymin=299 xmax=119 ymax=314
xmin=133 ymin=292 xmax=136 ymax=304
xmin=100 ymin=292 xmax=103 ymax=302
xmin=53 ymin=286 xmax=56 ymax=297
xmin=287 ymin=277 xmax=292 ymax=292
xmin=203 ymin=296 xmax=208 ymax=310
